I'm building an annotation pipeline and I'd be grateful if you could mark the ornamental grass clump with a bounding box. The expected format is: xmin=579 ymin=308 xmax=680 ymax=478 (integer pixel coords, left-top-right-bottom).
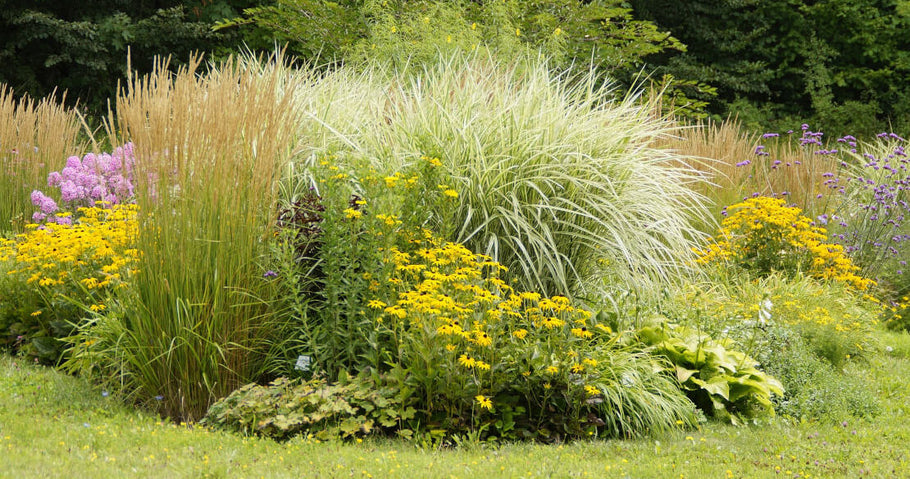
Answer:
xmin=0 ymin=86 xmax=86 ymax=233
xmin=292 ymin=54 xmax=712 ymax=297
xmin=71 ymin=55 xmax=301 ymax=421
xmin=0 ymin=204 xmax=138 ymax=361
xmin=696 ymin=196 xmax=873 ymax=290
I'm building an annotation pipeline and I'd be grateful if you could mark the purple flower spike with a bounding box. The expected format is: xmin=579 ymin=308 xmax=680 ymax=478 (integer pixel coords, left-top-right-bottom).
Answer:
xmin=263 ymin=270 xmax=278 ymax=278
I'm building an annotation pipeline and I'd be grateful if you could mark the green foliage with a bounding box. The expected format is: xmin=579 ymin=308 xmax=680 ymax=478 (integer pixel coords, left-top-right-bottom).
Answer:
xmin=631 ymin=0 xmax=910 ymax=135
xmin=0 ymin=1 xmax=252 ymax=115
xmin=202 ymin=374 xmax=416 ymax=440
xmin=662 ymin=273 xmax=880 ymax=421
xmin=636 ymin=322 xmax=784 ymax=423
xmin=223 ymin=1 xmax=684 ymax=78
xmin=746 ymin=324 xmax=879 ymax=421
xmin=272 ymin=152 xmax=458 ymax=378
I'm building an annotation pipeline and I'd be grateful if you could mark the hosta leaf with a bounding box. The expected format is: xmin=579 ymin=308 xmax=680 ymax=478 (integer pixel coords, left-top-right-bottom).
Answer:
xmin=703 ymin=375 xmax=730 ymax=401
xmin=676 ymin=366 xmax=698 ymax=383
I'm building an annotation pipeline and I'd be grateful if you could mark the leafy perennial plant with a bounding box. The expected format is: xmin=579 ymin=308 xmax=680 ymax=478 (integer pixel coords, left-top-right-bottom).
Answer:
xmin=696 ymin=196 xmax=873 ymax=290
xmin=370 ymin=233 xmax=696 ymax=439
xmin=0 ymin=204 xmax=138 ymax=360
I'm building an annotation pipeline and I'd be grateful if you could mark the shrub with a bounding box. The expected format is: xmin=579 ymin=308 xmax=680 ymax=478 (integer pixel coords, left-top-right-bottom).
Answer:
xmin=749 ymin=324 xmax=879 ymax=422
xmin=672 ymin=273 xmax=877 ymax=370
xmin=695 ymin=196 xmax=873 ymax=290
xmin=0 ymin=204 xmax=138 ymax=362
xmin=366 ymin=234 xmax=697 ymax=440
xmin=635 ymin=322 xmax=784 ymax=424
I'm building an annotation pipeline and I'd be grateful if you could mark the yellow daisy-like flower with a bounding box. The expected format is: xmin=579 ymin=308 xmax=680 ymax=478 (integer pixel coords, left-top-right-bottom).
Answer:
xmin=546 ymin=366 xmax=559 ymax=374
xmin=343 ymin=208 xmax=362 ymax=219
xmin=445 ymin=344 xmax=456 ymax=352
xmin=584 ymin=385 xmax=600 ymax=396
xmin=443 ymin=189 xmax=458 ymax=199
xmin=570 ymin=363 xmax=584 ymax=374
xmin=571 ymin=327 xmax=593 ymax=338
xmin=475 ymin=360 xmax=491 ymax=371
xmin=475 ymin=395 xmax=493 ymax=410
xmin=423 ymin=156 xmax=443 ymax=167
xmin=474 ymin=331 xmax=493 ymax=347
xmin=458 ymin=354 xmax=476 ymax=368
xmin=512 ymin=329 xmax=528 ymax=339
xmin=582 ymin=358 xmax=598 ymax=367
xmin=367 ymin=300 xmax=387 ymax=309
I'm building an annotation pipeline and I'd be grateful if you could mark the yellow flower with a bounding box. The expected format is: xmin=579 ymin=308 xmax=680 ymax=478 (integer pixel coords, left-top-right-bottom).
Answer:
xmin=475 ymin=360 xmax=491 ymax=371
xmin=584 ymin=385 xmax=599 ymax=396
xmin=475 ymin=395 xmax=493 ymax=410
xmin=473 ymin=331 xmax=493 ymax=347
xmin=458 ymin=354 xmax=476 ymax=368
xmin=343 ymin=208 xmax=362 ymax=219
xmin=571 ymin=327 xmax=593 ymax=338
xmin=512 ymin=329 xmax=528 ymax=339
xmin=367 ymin=300 xmax=387 ymax=309
xmin=546 ymin=366 xmax=559 ymax=374
xmin=30 ymin=310 xmax=42 ymax=317
xmin=570 ymin=363 xmax=584 ymax=374
xmin=443 ymin=189 xmax=458 ymax=199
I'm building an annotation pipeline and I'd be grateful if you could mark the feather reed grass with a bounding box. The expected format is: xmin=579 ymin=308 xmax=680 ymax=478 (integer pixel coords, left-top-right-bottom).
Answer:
xmin=99 ymin=54 xmax=301 ymax=420
xmin=0 ymin=86 xmax=86 ymax=232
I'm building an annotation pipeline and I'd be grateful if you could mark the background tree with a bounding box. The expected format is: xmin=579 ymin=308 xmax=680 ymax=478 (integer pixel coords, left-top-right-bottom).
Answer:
xmin=631 ymin=0 xmax=910 ymax=134
xmin=0 ymin=1 xmax=254 ymax=117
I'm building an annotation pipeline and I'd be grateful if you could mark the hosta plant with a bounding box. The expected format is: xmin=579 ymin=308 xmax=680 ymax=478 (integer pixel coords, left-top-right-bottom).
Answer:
xmin=636 ymin=322 xmax=784 ymax=424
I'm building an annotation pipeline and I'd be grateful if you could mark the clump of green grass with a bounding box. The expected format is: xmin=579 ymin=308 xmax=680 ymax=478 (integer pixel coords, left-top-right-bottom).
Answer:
xmin=64 ymin=54 xmax=301 ymax=421
xmin=291 ymin=54 xmax=713 ymax=297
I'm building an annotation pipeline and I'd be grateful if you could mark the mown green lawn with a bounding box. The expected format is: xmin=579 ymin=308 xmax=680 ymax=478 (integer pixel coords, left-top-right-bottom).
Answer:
xmin=3 ymin=330 xmax=910 ymax=478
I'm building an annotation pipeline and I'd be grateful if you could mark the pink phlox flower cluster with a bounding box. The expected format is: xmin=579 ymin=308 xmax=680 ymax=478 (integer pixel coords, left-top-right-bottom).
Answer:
xmin=31 ymin=143 xmax=136 ymax=224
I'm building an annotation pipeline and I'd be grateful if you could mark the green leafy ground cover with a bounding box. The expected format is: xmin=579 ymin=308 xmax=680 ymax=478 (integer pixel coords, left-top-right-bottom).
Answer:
xmin=3 ymin=330 xmax=909 ymax=478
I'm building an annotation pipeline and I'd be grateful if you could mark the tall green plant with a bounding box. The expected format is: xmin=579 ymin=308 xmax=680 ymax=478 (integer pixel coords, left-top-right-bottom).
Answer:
xmin=0 ymin=86 xmax=85 ymax=233
xmin=75 ymin=54 xmax=301 ymax=421
xmin=291 ymin=55 xmax=712 ymax=297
